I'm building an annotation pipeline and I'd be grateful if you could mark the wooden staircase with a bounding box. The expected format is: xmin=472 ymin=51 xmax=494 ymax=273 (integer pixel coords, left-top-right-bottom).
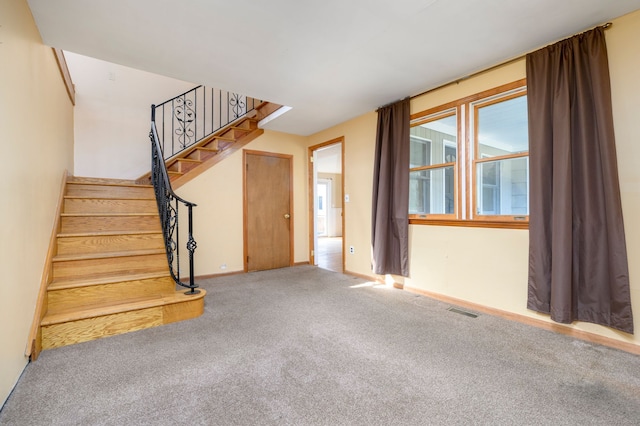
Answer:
xmin=34 ymin=176 xmax=205 ymax=356
xmin=138 ymin=101 xmax=281 ymax=188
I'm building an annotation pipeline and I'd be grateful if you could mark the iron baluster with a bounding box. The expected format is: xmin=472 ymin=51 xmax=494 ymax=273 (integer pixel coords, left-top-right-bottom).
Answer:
xmin=186 ymin=204 xmax=197 ymax=294
xmin=229 ymin=93 xmax=246 ymax=119
xmin=171 ymin=99 xmax=175 ymax=157
xmin=194 ymin=88 xmax=198 ymax=143
xmin=174 ymin=94 xmax=195 ymax=150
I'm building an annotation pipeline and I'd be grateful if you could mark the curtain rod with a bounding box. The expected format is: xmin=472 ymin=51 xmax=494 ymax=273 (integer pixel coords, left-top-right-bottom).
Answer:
xmin=409 ymin=22 xmax=612 ymax=101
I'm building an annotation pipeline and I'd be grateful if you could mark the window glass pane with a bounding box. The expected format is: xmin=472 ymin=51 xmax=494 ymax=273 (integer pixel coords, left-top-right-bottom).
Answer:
xmin=476 ymin=157 xmax=529 ymax=215
xmin=410 ymin=114 xmax=456 ymax=167
xmin=409 ymin=166 xmax=455 ymax=215
xmin=477 ymin=95 xmax=528 ymax=157
xmin=410 ymin=137 xmax=430 ymax=168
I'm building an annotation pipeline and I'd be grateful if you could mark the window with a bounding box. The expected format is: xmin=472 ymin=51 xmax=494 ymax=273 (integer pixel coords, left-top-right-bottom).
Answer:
xmin=409 ymin=80 xmax=528 ymax=228
xmin=473 ymin=93 xmax=529 ymax=219
xmin=409 ymin=111 xmax=457 ymax=217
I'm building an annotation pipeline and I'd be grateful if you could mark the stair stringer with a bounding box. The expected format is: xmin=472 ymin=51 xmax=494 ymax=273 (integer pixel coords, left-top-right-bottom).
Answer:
xmin=172 ymin=127 xmax=264 ymax=189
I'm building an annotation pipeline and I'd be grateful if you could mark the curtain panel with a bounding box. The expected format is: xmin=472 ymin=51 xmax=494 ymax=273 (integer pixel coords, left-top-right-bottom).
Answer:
xmin=371 ymin=98 xmax=410 ymax=277
xmin=526 ymin=27 xmax=633 ymax=334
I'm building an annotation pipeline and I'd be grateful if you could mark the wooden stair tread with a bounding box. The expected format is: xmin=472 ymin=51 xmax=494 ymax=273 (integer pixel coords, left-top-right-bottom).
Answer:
xmin=53 ymin=248 xmax=165 ymax=262
xmin=67 ymin=180 xmax=153 ymax=189
xmin=172 ymin=158 xmax=201 ymax=164
xmin=64 ymin=195 xmax=155 ymax=200
xmin=42 ymin=290 xmax=206 ymax=326
xmin=194 ymin=147 xmax=219 ymax=152
xmin=61 ymin=212 xmax=158 ymax=217
xmin=49 ymin=271 xmax=172 ymax=290
xmin=210 ymin=136 xmax=235 ymax=142
xmin=58 ymin=230 xmax=162 ymax=238
xmin=67 ymin=177 xmax=140 ymax=185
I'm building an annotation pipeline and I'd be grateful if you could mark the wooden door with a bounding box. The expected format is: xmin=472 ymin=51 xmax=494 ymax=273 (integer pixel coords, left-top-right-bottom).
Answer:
xmin=244 ymin=150 xmax=293 ymax=271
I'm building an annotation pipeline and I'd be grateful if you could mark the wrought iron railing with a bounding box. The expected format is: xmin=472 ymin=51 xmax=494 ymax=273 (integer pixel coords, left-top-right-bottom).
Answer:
xmin=150 ymin=106 xmax=199 ymax=294
xmin=153 ymin=85 xmax=262 ymax=160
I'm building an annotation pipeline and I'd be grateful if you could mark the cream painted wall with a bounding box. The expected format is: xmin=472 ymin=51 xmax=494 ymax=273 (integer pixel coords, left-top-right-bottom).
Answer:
xmin=304 ymin=9 xmax=640 ymax=348
xmin=177 ymin=130 xmax=308 ymax=275
xmin=65 ymin=52 xmax=195 ymax=180
xmin=607 ymin=9 xmax=640 ymax=342
xmin=0 ymin=0 xmax=75 ymax=407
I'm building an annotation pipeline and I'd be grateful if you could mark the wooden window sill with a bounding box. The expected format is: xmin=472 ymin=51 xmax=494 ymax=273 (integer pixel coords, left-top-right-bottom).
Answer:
xmin=409 ymin=218 xmax=529 ymax=230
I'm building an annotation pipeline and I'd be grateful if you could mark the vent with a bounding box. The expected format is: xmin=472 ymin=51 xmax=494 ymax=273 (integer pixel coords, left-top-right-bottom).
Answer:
xmin=447 ymin=307 xmax=478 ymax=318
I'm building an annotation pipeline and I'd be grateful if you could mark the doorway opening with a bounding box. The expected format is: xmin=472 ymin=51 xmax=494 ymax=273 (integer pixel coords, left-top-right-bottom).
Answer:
xmin=309 ymin=138 xmax=344 ymax=273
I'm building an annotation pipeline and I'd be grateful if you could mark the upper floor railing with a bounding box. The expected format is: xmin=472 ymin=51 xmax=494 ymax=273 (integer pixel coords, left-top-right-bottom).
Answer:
xmin=154 ymin=85 xmax=262 ymax=160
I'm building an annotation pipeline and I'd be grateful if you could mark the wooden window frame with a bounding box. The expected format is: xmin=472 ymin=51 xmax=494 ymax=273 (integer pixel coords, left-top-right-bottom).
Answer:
xmin=409 ymin=79 xmax=528 ymax=230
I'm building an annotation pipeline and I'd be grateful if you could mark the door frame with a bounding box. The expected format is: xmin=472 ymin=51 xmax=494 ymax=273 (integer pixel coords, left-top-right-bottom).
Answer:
xmin=308 ymin=137 xmax=345 ymax=270
xmin=243 ymin=149 xmax=294 ymax=272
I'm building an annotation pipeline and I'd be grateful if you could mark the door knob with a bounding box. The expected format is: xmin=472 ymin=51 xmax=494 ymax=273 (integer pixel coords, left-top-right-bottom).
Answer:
xmin=284 ymin=213 xmax=291 ymax=219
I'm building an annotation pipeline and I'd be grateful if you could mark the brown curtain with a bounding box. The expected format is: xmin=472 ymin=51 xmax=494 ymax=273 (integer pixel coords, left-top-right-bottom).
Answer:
xmin=371 ymin=98 xmax=410 ymax=277
xmin=526 ymin=27 xmax=633 ymax=334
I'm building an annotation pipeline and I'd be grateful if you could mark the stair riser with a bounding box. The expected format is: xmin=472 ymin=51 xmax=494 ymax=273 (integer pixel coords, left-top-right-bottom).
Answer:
xmin=53 ymin=254 xmax=168 ymax=279
xmin=60 ymin=216 xmax=161 ymax=233
xmin=221 ymin=128 xmax=250 ymax=139
xmin=186 ymin=150 xmax=216 ymax=162
xmin=66 ymin=184 xmax=154 ymax=199
xmin=48 ymin=277 xmax=176 ymax=312
xmin=57 ymin=233 xmax=164 ymax=255
xmin=68 ymin=177 xmax=137 ymax=185
xmin=184 ymin=152 xmax=199 ymax=161
xmin=41 ymin=306 xmax=164 ymax=349
xmin=168 ymin=160 xmax=199 ymax=174
xmin=236 ymin=119 xmax=258 ymax=131
xmin=41 ymin=297 xmax=204 ymax=349
xmin=64 ymin=198 xmax=158 ymax=214
xmin=201 ymin=139 xmax=220 ymax=151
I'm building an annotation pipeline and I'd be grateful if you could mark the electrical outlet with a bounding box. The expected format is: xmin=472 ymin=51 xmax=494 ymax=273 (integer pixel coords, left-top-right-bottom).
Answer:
xmin=220 ymin=263 xmax=227 ymax=270
xmin=349 ymin=246 xmax=355 ymax=254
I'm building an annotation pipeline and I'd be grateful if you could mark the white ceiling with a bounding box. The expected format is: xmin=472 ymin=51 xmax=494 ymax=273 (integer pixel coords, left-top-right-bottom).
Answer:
xmin=28 ymin=0 xmax=640 ymax=136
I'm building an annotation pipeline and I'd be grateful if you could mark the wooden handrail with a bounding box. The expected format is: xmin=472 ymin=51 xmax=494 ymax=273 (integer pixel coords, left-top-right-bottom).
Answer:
xmin=52 ymin=49 xmax=75 ymax=105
